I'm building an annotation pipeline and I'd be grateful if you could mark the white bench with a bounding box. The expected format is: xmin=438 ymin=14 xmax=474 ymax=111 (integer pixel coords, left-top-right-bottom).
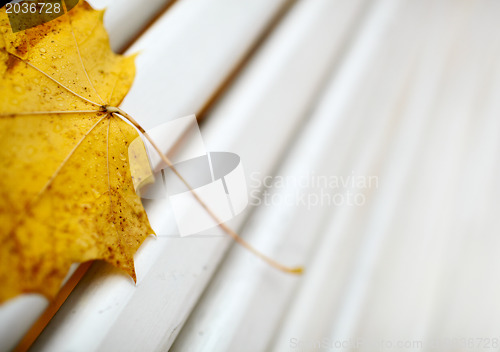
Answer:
xmin=2 ymin=0 xmax=500 ymax=351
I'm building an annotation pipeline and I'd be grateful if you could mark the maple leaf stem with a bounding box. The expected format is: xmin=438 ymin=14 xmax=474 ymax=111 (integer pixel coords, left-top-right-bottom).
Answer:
xmin=108 ymin=107 xmax=303 ymax=275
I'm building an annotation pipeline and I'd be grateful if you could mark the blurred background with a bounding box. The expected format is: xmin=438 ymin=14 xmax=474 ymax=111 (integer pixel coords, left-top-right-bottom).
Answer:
xmin=170 ymin=0 xmax=500 ymax=351
xmin=2 ymin=0 xmax=499 ymax=351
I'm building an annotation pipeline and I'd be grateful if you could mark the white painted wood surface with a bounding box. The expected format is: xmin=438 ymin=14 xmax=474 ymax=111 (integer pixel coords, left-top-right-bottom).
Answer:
xmin=3 ymin=0 xmax=500 ymax=351
xmin=87 ymin=0 xmax=174 ymax=52
xmin=170 ymin=0 xmax=375 ymax=350
xmin=175 ymin=0 xmax=500 ymax=350
xmin=269 ymin=0 xmax=500 ymax=351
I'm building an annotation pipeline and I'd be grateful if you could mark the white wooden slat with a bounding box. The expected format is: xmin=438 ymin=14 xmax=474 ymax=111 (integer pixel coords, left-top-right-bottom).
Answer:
xmin=430 ymin=98 xmax=500 ymax=342
xmin=87 ymin=0 xmax=175 ymax=52
xmin=270 ymin=0 xmax=500 ymax=350
xmin=171 ymin=0 xmax=422 ymax=350
xmin=413 ymin=1 xmax=500 ymax=342
xmin=0 ymin=2 xmax=177 ymax=351
xmin=351 ymin=0 xmax=500 ymax=346
xmin=29 ymin=0 xmax=301 ymax=351
xmin=264 ymin=12 xmax=377 ymax=352
xmin=268 ymin=0 xmax=437 ymax=348
xmin=323 ymin=0 xmax=473 ymax=344
xmin=326 ymin=0 xmax=500 ymax=346
xmin=121 ymin=0 xmax=291 ymax=131
xmin=0 ymin=295 xmax=48 ymax=352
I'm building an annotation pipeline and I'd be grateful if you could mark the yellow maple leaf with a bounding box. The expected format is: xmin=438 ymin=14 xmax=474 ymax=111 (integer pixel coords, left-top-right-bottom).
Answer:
xmin=0 ymin=1 xmax=154 ymax=303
